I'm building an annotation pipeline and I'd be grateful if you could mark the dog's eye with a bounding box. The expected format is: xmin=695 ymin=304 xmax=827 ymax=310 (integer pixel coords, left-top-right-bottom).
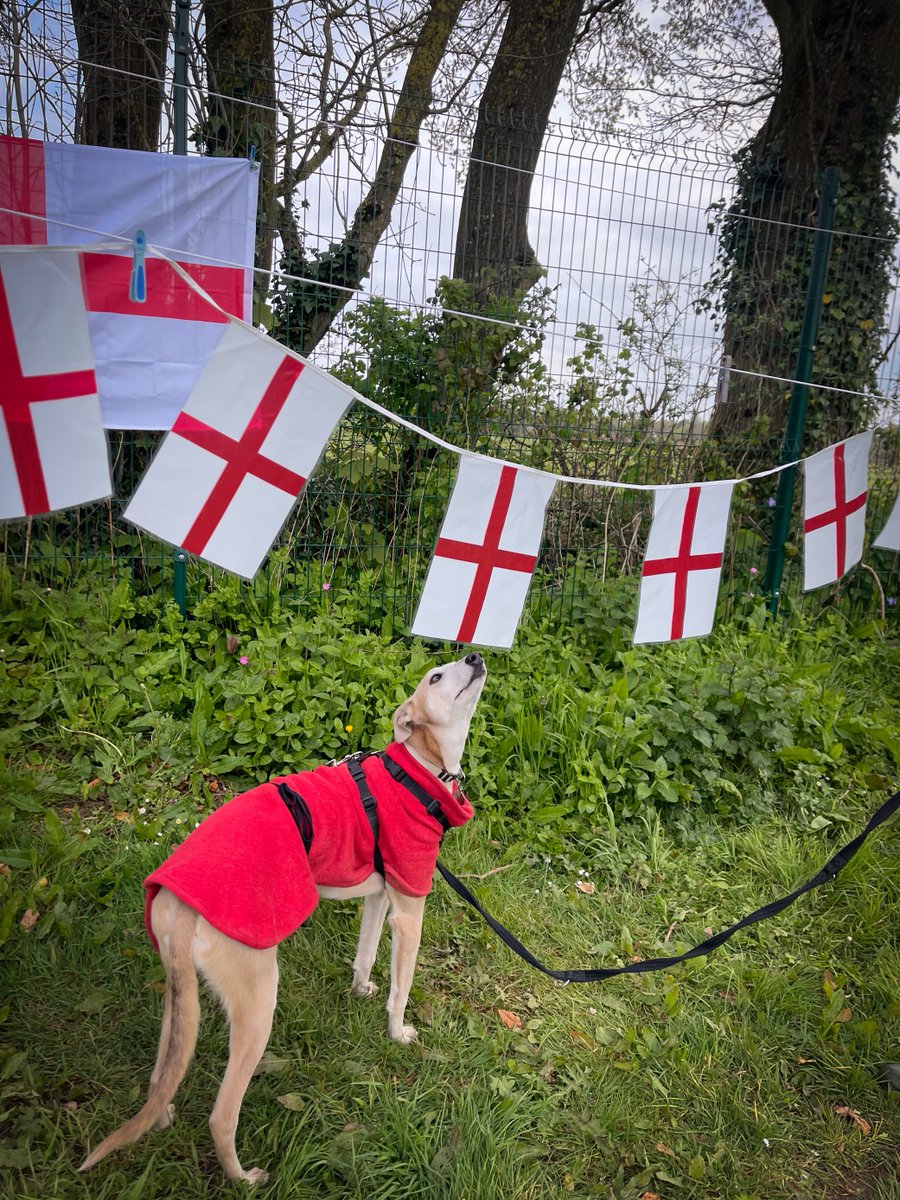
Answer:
xmin=430 ymin=673 xmax=442 ymax=685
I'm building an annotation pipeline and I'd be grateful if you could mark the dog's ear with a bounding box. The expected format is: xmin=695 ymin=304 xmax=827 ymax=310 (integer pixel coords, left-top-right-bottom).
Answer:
xmin=392 ymin=699 xmax=418 ymax=743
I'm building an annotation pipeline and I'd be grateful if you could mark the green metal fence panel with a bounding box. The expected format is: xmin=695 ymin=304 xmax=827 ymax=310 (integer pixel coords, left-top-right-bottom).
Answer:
xmin=2 ymin=4 xmax=898 ymax=634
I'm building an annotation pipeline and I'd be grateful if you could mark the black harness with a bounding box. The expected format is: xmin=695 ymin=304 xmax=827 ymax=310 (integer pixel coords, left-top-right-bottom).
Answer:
xmin=275 ymin=751 xmax=453 ymax=872
xmin=278 ymin=759 xmax=900 ymax=986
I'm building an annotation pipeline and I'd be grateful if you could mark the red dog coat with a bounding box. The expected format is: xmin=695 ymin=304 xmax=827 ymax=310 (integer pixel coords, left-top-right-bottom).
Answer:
xmin=144 ymin=742 xmax=473 ymax=951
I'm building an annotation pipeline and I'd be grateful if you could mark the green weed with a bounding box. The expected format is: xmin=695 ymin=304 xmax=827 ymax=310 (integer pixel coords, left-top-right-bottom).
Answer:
xmin=0 ymin=574 xmax=897 ymax=1198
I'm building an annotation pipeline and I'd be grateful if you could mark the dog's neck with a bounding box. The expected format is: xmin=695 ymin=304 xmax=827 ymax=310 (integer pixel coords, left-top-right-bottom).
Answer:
xmin=402 ymin=738 xmax=460 ymax=787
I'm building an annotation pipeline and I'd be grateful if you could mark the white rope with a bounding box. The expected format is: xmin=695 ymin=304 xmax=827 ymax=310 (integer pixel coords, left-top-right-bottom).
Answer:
xmin=0 ymin=204 xmax=546 ymax=334
xmin=153 ymin=243 xmax=894 ymax=493
xmin=2 ymin=234 xmax=895 ymax=487
xmin=727 ymin=365 xmax=897 ymax=405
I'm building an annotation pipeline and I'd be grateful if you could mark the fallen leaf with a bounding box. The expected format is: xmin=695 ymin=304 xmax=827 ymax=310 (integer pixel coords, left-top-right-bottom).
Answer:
xmin=276 ymin=1093 xmax=305 ymax=1111
xmin=569 ymin=1029 xmax=599 ymax=1051
xmin=254 ymin=1051 xmax=291 ymax=1075
xmin=497 ymin=1009 xmax=523 ymax=1030
xmin=20 ymin=908 xmax=39 ymax=931
xmin=835 ymin=1007 xmax=852 ymax=1023
xmin=575 ymin=880 xmax=595 ymax=895
xmin=832 ymin=1106 xmax=871 ymax=1136
xmin=655 ymin=1142 xmax=677 ymax=1159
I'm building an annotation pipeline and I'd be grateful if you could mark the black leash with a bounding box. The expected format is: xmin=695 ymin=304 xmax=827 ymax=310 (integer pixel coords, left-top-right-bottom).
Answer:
xmin=435 ymin=789 xmax=899 ymax=982
xmin=342 ymin=755 xmax=899 ymax=983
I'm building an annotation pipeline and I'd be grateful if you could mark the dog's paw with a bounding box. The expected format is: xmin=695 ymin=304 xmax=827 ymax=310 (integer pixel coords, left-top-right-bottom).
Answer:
xmin=242 ymin=1166 xmax=270 ymax=1187
xmin=351 ymin=980 xmax=378 ymax=998
xmin=153 ymin=1102 xmax=176 ymax=1131
xmin=391 ymin=1024 xmax=418 ymax=1045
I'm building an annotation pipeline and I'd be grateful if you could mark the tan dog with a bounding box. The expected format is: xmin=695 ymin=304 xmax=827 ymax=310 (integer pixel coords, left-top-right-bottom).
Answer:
xmin=79 ymin=652 xmax=486 ymax=1184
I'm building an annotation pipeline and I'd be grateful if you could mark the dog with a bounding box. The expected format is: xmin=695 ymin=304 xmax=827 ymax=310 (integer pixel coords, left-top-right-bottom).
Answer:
xmin=79 ymin=651 xmax=486 ymax=1184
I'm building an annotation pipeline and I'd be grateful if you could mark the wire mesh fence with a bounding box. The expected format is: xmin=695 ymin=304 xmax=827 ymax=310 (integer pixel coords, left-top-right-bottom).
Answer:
xmin=2 ymin=2 xmax=899 ymax=634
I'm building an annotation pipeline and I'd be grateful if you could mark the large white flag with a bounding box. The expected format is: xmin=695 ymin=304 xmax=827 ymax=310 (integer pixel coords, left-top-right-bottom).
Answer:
xmin=0 ymin=135 xmax=257 ymax=430
xmin=633 ymin=482 xmax=734 ymax=644
xmin=124 ymin=322 xmax=351 ymax=578
xmin=411 ymin=457 xmax=555 ymax=648
xmin=803 ymin=433 xmax=872 ymax=591
xmin=0 ymin=248 xmax=110 ymax=518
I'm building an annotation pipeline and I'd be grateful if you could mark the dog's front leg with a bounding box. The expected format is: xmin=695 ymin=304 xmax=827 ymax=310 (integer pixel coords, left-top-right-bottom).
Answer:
xmin=385 ymin=888 xmax=426 ymax=1044
xmin=351 ymin=889 xmax=390 ymax=997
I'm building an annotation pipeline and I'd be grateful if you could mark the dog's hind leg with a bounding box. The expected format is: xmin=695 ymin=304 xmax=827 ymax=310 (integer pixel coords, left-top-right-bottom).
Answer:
xmin=385 ymin=888 xmax=427 ymax=1044
xmin=196 ymin=925 xmax=279 ymax=1184
xmin=351 ymin=889 xmax=390 ymax=998
xmin=79 ymin=889 xmax=200 ymax=1171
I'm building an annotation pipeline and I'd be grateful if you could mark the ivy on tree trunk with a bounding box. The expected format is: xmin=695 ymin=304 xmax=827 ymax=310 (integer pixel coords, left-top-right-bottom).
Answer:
xmin=709 ymin=0 xmax=900 ymax=451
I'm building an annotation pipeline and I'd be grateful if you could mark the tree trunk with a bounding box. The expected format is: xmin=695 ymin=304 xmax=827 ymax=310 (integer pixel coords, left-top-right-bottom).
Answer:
xmin=201 ymin=0 xmax=277 ymax=307
xmin=452 ymin=0 xmax=588 ymax=309
xmin=72 ymin=0 xmax=171 ymax=150
xmin=275 ymin=0 xmax=466 ymax=356
xmin=710 ymin=0 xmax=900 ymax=449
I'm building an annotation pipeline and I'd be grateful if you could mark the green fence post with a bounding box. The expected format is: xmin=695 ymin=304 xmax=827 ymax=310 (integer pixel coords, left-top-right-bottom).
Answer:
xmin=173 ymin=0 xmax=190 ymax=157
xmin=764 ymin=165 xmax=840 ymax=617
xmin=172 ymin=1 xmax=190 ymax=617
xmin=173 ymin=549 xmax=188 ymax=616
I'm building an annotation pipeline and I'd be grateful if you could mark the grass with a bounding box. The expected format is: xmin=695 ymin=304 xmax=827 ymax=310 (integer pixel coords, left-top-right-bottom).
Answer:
xmin=1 ymin=785 xmax=898 ymax=1200
xmin=1 ymin=575 xmax=898 ymax=1198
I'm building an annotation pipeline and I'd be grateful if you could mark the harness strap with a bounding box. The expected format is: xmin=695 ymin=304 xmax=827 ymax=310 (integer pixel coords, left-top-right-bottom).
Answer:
xmin=275 ymin=780 xmax=314 ymax=854
xmin=347 ymin=757 xmax=386 ymax=879
xmin=380 ymin=753 xmax=452 ymax=834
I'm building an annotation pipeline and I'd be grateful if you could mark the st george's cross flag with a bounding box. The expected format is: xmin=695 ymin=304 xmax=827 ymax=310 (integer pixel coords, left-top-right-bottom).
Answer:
xmin=411 ymin=457 xmax=556 ymax=648
xmin=0 ymin=248 xmax=110 ymax=518
xmin=872 ymin=491 xmax=900 ymax=553
xmin=0 ymin=135 xmax=257 ymax=429
xmin=633 ymin=482 xmax=734 ymax=644
xmin=802 ymin=432 xmax=872 ymax=591
xmin=124 ymin=322 xmax=351 ymax=578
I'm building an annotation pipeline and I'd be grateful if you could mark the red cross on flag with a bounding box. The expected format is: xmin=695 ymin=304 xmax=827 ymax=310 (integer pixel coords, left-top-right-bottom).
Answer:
xmin=0 ymin=248 xmax=110 ymax=518
xmin=872 ymin=491 xmax=900 ymax=553
xmin=803 ymin=432 xmax=872 ymax=591
xmin=411 ymin=457 xmax=555 ymax=648
xmin=633 ymin=482 xmax=734 ymax=644
xmin=0 ymin=135 xmax=257 ymax=430
xmin=123 ymin=322 xmax=351 ymax=578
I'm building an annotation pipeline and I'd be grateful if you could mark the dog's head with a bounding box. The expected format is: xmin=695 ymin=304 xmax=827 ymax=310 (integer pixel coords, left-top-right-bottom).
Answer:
xmin=392 ymin=652 xmax=487 ymax=776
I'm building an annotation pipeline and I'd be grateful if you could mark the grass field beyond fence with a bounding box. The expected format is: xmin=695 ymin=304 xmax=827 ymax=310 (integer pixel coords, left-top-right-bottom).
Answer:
xmin=0 ymin=575 xmax=898 ymax=1199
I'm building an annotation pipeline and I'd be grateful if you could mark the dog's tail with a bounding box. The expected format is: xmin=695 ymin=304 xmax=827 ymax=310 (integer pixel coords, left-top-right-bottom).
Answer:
xmin=79 ymin=897 xmax=200 ymax=1172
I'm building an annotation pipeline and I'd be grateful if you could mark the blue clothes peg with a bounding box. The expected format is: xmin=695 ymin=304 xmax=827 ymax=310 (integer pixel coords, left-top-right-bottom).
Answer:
xmin=129 ymin=229 xmax=147 ymax=304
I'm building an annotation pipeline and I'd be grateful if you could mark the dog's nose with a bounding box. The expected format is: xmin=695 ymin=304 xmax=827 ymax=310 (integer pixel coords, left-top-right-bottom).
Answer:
xmin=465 ymin=652 xmax=483 ymax=666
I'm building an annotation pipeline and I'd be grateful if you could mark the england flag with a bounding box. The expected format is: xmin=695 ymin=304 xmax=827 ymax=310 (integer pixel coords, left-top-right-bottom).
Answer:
xmin=803 ymin=433 xmax=872 ymax=590
xmin=0 ymin=135 xmax=257 ymax=429
xmin=634 ymin=482 xmax=734 ymax=644
xmin=411 ymin=457 xmax=556 ymax=648
xmin=0 ymin=247 xmax=110 ymax=518
xmin=124 ymin=323 xmax=351 ymax=578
